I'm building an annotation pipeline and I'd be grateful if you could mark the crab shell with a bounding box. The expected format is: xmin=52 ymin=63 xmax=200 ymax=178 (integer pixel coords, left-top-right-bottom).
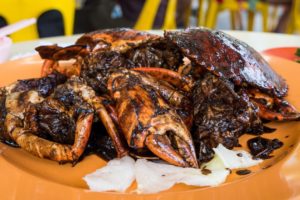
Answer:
xmin=75 ymin=28 xmax=162 ymax=53
xmin=36 ymin=28 xmax=162 ymax=61
xmin=164 ymin=27 xmax=288 ymax=98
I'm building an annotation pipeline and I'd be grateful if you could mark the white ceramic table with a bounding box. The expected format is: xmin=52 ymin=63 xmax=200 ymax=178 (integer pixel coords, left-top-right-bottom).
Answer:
xmin=9 ymin=31 xmax=300 ymax=58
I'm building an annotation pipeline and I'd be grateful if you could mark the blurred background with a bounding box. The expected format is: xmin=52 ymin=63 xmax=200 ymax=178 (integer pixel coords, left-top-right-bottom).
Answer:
xmin=0 ymin=0 xmax=299 ymax=42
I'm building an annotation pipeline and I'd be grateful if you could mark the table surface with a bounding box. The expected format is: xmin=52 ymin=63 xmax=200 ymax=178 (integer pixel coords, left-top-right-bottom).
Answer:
xmin=10 ymin=30 xmax=300 ymax=58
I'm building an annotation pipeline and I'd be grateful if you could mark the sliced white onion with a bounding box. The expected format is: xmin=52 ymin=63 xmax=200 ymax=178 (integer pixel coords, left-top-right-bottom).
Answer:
xmin=135 ymin=159 xmax=229 ymax=194
xmin=83 ymin=156 xmax=135 ymax=192
xmin=83 ymin=144 xmax=262 ymax=194
xmin=213 ymin=144 xmax=262 ymax=169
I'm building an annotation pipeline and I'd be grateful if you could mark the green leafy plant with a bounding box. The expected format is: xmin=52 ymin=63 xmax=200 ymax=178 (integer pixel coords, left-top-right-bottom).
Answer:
xmin=296 ymin=48 xmax=300 ymax=63
xmin=295 ymin=48 xmax=300 ymax=56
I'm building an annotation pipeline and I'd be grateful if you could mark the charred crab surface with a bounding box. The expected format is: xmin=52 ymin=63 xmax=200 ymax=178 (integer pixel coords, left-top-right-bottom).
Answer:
xmin=192 ymin=73 xmax=263 ymax=162
xmin=164 ymin=27 xmax=288 ymax=97
xmin=165 ymin=27 xmax=300 ymax=122
xmin=1 ymin=27 xmax=298 ymax=168
xmin=36 ymin=28 xmax=183 ymax=94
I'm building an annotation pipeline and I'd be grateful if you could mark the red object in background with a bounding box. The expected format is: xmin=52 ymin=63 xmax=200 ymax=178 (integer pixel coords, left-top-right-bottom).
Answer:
xmin=262 ymin=47 xmax=300 ymax=63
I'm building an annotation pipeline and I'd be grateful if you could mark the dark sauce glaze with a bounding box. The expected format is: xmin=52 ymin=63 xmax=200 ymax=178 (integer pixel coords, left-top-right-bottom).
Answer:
xmin=236 ymin=153 xmax=243 ymax=157
xmin=192 ymin=73 xmax=263 ymax=163
xmin=83 ymin=122 xmax=117 ymax=161
xmin=236 ymin=169 xmax=251 ymax=175
xmin=247 ymin=136 xmax=283 ymax=159
xmin=12 ymin=71 xmax=67 ymax=97
xmin=201 ymin=167 xmax=212 ymax=175
xmin=263 ymin=126 xmax=277 ymax=133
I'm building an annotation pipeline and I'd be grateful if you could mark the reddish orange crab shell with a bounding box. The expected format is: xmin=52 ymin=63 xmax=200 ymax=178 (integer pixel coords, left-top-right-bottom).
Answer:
xmin=75 ymin=28 xmax=162 ymax=53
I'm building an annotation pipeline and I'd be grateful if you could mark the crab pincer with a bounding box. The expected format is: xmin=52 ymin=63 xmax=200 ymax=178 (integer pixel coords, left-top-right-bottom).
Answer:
xmin=107 ymin=69 xmax=198 ymax=168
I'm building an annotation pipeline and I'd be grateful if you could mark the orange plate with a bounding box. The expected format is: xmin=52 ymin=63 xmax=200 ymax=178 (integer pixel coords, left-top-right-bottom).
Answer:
xmin=0 ymin=55 xmax=300 ymax=200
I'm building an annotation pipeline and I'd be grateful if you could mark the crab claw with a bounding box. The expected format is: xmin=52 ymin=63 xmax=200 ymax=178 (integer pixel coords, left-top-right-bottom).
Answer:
xmin=108 ymin=68 xmax=198 ymax=168
xmin=144 ymin=112 xmax=198 ymax=168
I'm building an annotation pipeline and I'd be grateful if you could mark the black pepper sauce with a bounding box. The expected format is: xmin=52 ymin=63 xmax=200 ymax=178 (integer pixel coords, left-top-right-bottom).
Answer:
xmin=236 ymin=169 xmax=251 ymax=175
xmin=247 ymin=136 xmax=283 ymax=159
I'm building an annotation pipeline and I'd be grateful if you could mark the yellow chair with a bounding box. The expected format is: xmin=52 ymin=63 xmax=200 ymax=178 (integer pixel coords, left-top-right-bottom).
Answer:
xmin=0 ymin=0 xmax=75 ymax=42
xmin=197 ymin=0 xmax=206 ymax=26
xmin=287 ymin=0 xmax=300 ymax=33
xmin=134 ymin=0 xmax=177 ymax=30
xmin=202 ymin=0 xmax=269 ymax=31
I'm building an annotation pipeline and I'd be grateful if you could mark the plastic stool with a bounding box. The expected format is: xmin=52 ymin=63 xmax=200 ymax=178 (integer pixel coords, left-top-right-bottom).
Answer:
xmin=134 ymin=0 xmax=177 ymax=30
xmin=203 ymin=0 xmax=269 ymax=31
xmin=0 ymin=0 xmax=75 ymax=42
xmin=287 ymin=0 xmax=300 ymax=33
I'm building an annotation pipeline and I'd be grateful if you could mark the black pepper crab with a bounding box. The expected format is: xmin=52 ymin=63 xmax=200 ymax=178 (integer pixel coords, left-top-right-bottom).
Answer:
xmin=0 ymin=69 xmax=197 ymax=167
xmin=0 ymin=27 xmax=299 ymax=167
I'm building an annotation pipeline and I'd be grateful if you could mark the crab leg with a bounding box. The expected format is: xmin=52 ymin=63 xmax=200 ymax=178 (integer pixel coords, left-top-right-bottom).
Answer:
xmin=254 ymin=100 xmax=300 ymax=121
xmin=104 ymin=103 xmax=119 ymax=125
xmin=249 ymin=89 xmax=300 ymax=121
xmin=41 ymin=59 xmax=58 ymax=77
xmin=41 ymin=58 xmax=81 ymax=78
xmin=7 ymin=112 xmax=93 ymax=162
xmin=133 ymin=67 xmax=194 ymax=92
xmin=93 ymin=98 xmax=128 ymax=158
xmin=37 ymin=45 xmax=87 ymax=77
xmin=62 ymin=79 xmax=129 ymax=158
xmin=36 ymin=44 xmax=87 ymax=60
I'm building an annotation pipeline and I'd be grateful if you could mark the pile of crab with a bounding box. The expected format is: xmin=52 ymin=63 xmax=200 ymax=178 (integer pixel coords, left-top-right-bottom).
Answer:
xmin=0 ymin=27 xmax=299 ymax=168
